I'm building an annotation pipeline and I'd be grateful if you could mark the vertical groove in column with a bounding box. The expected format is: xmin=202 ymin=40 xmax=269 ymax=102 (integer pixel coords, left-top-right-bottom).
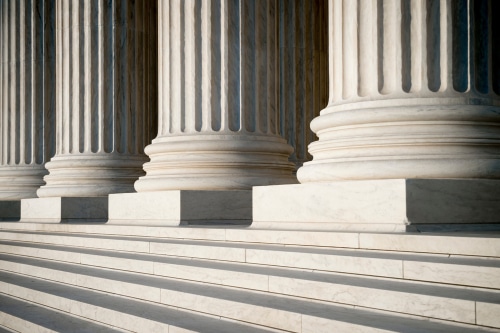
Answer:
xmin=472 ymin=0 xmax=488 ymax=94
xmin=452 ymin=0 xmax=468 ymax=93
xmin=401 ymin=0 xmax=411 ymax=92
xmin=136 ymin=0 xmax=295 ymax=191
xmin=427 ymin=0 xmax=441 ymax=92
xmin=492 ymin=0 xmax=500 ymax=95
xmin=38 ymin=0 xmax=158 ymax=197
xmin=279 ymin=0 xmax=328 ymax=169
xmin=0 ymin=0 xmax=56 ymax=199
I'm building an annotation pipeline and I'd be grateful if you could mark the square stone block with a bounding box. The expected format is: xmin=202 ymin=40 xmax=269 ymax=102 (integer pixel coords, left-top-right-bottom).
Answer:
xmin=108 ymin=190 xmax=252 ymax=225
xmin=253 ymin=179 xmax=500 ymax=232
xmin=0 ymin=201 xmax=20 ymax=221
xmin=21 ymin=197 xmax=108 ymax=223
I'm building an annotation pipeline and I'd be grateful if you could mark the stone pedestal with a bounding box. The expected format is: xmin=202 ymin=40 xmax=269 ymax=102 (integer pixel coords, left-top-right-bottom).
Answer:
xmin=253 ymin=179 xmax=500 ymax=232
xmin=108 ymin=191 xmax=251 ymax=226
xmin=21 ymin=197 xmax=107 ymax=223
xmin=0 ymin=0 xmax=56 ymax=220
xmin=253 ymin=0 xmax=500 ymax=231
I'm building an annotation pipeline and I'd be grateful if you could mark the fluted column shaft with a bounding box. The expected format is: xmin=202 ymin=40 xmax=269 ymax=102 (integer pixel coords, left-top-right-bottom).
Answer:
xmin=135 ymin=0 xmax=295 ymax=192
xmin=279 ymin=0 xmax=328 ymax=170
xmin=0 ymin=0 xmax=55 ymax=199
xmin=37 ymin=0 xmax=157 ymax=197
xmin=298 ymin=0 xmax=500 ymax=182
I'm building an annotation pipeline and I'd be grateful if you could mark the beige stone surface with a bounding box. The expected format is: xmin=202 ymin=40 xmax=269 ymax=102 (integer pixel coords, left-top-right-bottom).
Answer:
xmin=108 ymin=190 xmax=252 ymax=225
xmin=134 ymin=0 xmax=296 ymax=192
xmin=21 ymin=197 xmax=107 ymax=222
xmin=253 ymin=179 xmax=500 ymax=230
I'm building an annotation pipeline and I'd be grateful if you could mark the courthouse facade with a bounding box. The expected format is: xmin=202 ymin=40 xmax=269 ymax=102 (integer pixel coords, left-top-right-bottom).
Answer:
xmin=0 ymin=1 xmax=500 ymax=332
xmin=0 ymin=0 xmax=499 ymax=227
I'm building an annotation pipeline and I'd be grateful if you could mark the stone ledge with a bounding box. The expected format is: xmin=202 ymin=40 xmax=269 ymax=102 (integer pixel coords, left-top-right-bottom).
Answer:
xmin=21 ymin=197 xmax=108 ymax=223
xmin=252 ymin=179 xmax=500 ymax=232
xmin=108 ymin=190 xmax=252 ymax=226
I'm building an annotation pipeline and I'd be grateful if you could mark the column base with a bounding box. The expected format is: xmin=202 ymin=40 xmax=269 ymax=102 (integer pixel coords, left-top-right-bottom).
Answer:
xmin=0 ymin=201 xmax=21 ymax=221
xmin=108 ymin=191 xmax=252 ymax=226
xmin=21 ymin=197 xmax=108 ymax=223
xmin=252 ymin=179 xmax=500 ymax=232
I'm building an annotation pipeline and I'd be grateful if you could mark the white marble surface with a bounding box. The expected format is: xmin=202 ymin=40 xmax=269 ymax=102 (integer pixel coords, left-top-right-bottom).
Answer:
xmin=21 ymin=197 xmax=107 ymax=222
xmin=245 ymin=248 xmax=403 ymax=278
xmin=298 ymin=0 xmax=500 ymax=183
xmin=0 ymin=0 xmax=56 ymax=200
xmin=134 ymin=0 xmax=297 ymax=192
xmin=150 ymin=242 xmax=246 ymax=262
xmin=403 ymin=261 xmax=500 ymax=289
xmin=108 ymin=190 xmax=252 ymax=225
xmin=153 ymin=262 xmax=269 ymax=291
xmin=253 ymin=179 xmax=500 ymax=230
xmin=160 ymin=289 xmax=301 ymax=333
xmin=37 ymin=0 xmax=157 ymax=198
xmin=269 ymin=276 xmax=476 ymax=324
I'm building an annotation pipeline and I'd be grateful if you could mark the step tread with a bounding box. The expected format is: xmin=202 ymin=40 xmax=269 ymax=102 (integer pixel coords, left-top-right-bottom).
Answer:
xmin=1 ymin=230 xmax=498 ymax=268
xmin=0 ymin=293 xmax=124 ymax=332
xmin=0 ymin=270 xmax=276 ymax=333
xmin=1 ymin=223 xmax=499 ymax=257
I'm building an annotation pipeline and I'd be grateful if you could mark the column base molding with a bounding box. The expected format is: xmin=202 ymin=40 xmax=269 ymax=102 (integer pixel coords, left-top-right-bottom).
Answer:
xmin=0 ymin=201 xmax=21 ymax=221
xmin=21 ymin=197 xmax=108 ymax=223
xmin=252 ymin=179 xmax=500 ymax=232
xmin=108 ymin=190 xmax=252 ymax=226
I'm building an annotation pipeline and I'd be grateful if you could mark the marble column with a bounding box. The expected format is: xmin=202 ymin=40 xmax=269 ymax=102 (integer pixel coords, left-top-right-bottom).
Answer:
xmin=0 ymin=0 xmax=55 ymax=200
xmin=298 ymin=0 xmax=500 ymax=183
xmin=279 ymin=0 xmax=328 ymax=170
xmin=253 ymin=0 xmax=500 ymax=231
xmin=36 ymin=0 xmax=157 ymax=198
xmin=133 ymin=0 xmax=296 ymax=192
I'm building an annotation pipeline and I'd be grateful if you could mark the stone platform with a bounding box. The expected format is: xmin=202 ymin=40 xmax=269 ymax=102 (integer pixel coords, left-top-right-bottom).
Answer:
xmin=0 ymin=222 xmax=498 ymax=332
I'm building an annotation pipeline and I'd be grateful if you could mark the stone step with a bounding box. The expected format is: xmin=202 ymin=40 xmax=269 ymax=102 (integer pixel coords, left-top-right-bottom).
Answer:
xmin=1 ymin=230 xmax=499 ymax=289
xmin=0 ymin=269 xmax=495 ymax=333
xmin=0 ymin=270 xmax=279 ymax=333
xmin=1 ymin=250 xmax=499 ymax=328
xmin=1 ymin=222 xmax=499 ymax=257
xmin=0 ymin=293 xmax=125 ymax=333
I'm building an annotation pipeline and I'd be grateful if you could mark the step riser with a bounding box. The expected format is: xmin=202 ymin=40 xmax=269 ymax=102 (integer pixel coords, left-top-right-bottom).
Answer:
xmin=0 ymin=311 xmax=57 ymax=333
xmin=2 ymin=223 xmax=499 ymax=258
xmin=0 ymin=258 xmax=496 ymax=328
